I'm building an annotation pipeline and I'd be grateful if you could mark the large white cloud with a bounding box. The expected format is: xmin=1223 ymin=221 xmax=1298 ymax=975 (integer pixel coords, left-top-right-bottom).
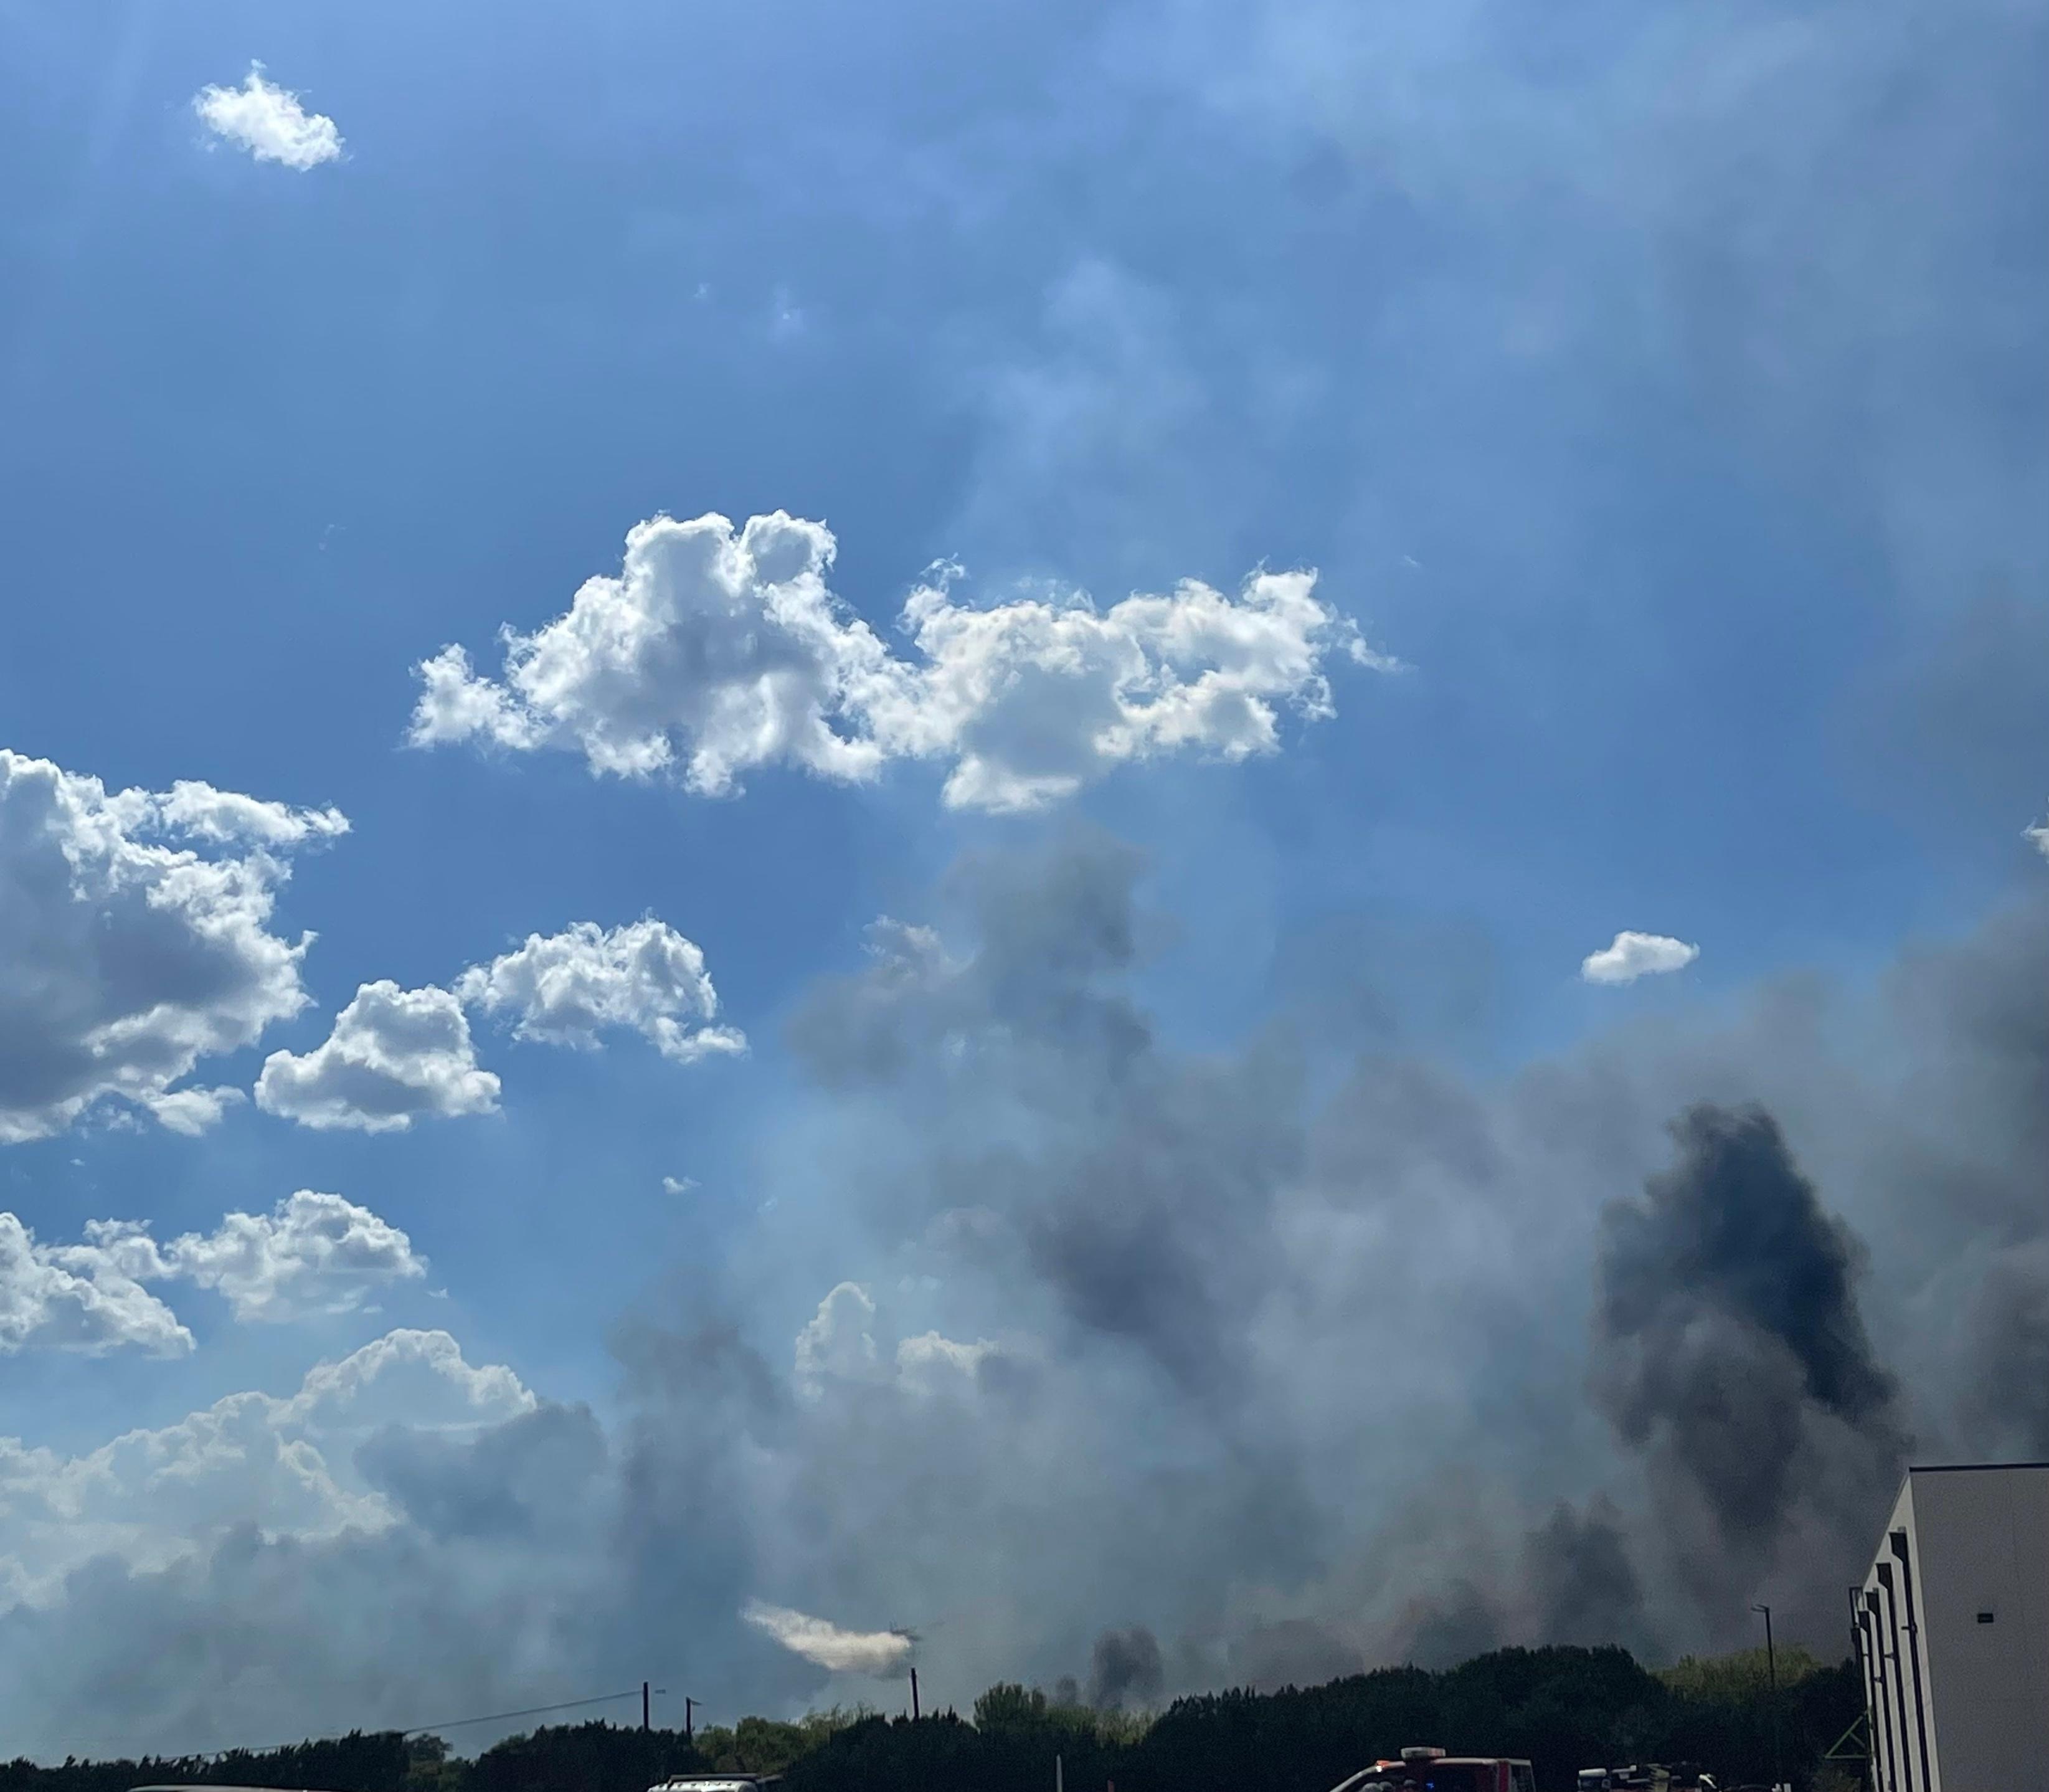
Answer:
xmin=411 ymin=511 xmax=1383 ymax=813
xmin=0 ymin=1329 xmax=532 ymax=1609
xmin=0 ymin=1195 xmax=427 ymax=1355
xmin=1580 ymin=931 xmax=1702 ymax=985
xmin=455 ymin=919 xmax=746 ymax=1063
xmin=193 ymin=65 xmax=343 ymax=170
xmin=793 ymin=1281 xmax=1000 ymax=1401
xmin=0 ymin=751 xmax=345 ymax=1144
xmin=161 ymin=1192 xmax=426 ymax=1322
xmin=258 ymin=917 xmax=743 ymax=1131
xmin=87 ymin=1192 xmax=428 ymax=1325
xmin=255 ymin=981 xmax=500 ymax=1132
xmin=281 ymin=1327 xmax=536 ymax=1436
xmin=0 ymin=1214 xmax=191 ymax=1358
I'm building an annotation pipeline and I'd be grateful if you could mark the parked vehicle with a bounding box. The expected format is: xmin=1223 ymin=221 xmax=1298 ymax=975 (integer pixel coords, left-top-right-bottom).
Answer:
xmin=1330 ymin=1761 xmax=1409 ymax=1792
xmin=646 ymin=1778 xmax=783 ymax=1792
xmin=1329 ymin=1746 xmax=1536 ymax=1792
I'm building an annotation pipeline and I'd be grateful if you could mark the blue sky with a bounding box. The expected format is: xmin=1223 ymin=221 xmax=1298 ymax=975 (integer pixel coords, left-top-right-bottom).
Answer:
xmin=0 ymin=0 xmax=2045 ymax=1755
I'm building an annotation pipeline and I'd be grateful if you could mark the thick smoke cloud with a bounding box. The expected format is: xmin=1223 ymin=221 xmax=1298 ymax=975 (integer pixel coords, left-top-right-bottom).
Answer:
xmin=1961 ymin=1243 xmax=2049 ymax=1457
xmin=1592 ymin=1104 xmax=1906 ymax=1611
xmin=10 ymin=831 xmax=2049 ymax=1748
xmin=1599 ymin=1107 xmax=1897 ymax=1438
xmin=0 ymin=0 xmax=2042 ymax=1753
xmin=1523 ymin=1499 xmax=1649 ymax=1656
xmin=790 ymin=832 xmax=1304 ymax=1403
xmin=1087 ymin=1626 xmax=1165 ymax=1710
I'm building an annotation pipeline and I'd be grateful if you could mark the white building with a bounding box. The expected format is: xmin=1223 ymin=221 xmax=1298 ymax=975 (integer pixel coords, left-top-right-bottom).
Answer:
xmin=1858 ymin=1464 xmax=2049 ymax=1792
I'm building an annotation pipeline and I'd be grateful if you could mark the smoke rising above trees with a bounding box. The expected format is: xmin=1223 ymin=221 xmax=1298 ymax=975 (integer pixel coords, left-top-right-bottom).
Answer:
xmin=1591 ymin=1106 xmax=1908 ymax=1619
xmin=7 ymin=830 xmax=2049 ymax=1748
xmin=770 ymin=832 xmax=2049 ymax=1673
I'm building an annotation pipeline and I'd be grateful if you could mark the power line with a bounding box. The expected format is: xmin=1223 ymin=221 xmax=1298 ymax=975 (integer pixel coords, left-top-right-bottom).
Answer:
xmin=399 ymin=1689 xmax=646 ymax=1738
xmin=52 ymin=1685 xmax=660 ymax=1765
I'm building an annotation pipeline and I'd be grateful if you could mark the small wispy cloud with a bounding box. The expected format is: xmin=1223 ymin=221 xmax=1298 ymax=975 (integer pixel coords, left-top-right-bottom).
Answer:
xmin=1581 ymin=930 xmax=1700 ymax=985
xmin=195 ymin=64 xmax=342 ymax=170
xmin=741 ymin=1600 xmax=912 ymax=1676
xmin=661 ymin=1174 xmax=698 ymax=1195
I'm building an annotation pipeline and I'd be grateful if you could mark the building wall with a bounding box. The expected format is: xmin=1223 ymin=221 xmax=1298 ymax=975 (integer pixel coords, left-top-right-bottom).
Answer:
xmin=1913 ymin=1468 xmax=2049 ymax=1792
xmin=1863 ymin=1466 xmax=2049 ymax=1792
xmin=1861 ymin=1479 xmax=1920 ymax=1792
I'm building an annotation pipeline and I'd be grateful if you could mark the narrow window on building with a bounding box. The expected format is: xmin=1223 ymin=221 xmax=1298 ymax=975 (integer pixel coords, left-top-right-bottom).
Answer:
xmin=1977 ymin=1611 xmax=1996 ymax=1624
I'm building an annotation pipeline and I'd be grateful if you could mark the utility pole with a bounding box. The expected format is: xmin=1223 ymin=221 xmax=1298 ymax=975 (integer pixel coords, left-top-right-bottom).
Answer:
xmin=911 ymin=1667 xmax=920 ymax=1722
xmin=686 ymin=1697 xmax=698 ymax=1743
xmin=1753 ymin=1603 xmax=1781 ymax=1792
xmin=643 ymin=1682 xmax=651 ymax=1732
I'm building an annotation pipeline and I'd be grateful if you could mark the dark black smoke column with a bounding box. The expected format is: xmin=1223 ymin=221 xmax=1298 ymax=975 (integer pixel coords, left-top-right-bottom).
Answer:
xmin=1087 ymin=1627 xmax=1164 ymax=1711
xmin=1592 ymin=1103 xmax=1906 ymax=1624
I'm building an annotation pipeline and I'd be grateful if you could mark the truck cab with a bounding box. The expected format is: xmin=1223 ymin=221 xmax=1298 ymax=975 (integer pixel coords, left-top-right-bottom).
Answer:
xmin=1331 ymin=1747 xmax=1536 ymax=1792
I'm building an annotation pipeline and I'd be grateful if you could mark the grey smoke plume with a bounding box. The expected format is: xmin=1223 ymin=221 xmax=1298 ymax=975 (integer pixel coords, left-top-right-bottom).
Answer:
xmin=1 ymin=0 xmax=2045 ymax=1750
xmin=1087 ymin=1626 xmax=1165 ymax=1710
xmin=1524 ymin=1498 xmax=1649 ymax=1654
xmin=11 ymin=840 xmax=2049 ymax=1750
xmin=1600 ymin=1107 xmax=1896 ymax=1433
xmin=1593 ymin=1104 xmax=1906 ymax=1565
xmin=789 ymin=831 xmax=1304 ymax=1405
xmin=1961 ymin=1241 xmax=2049 ymax=1457
xmin=742 ymin=1603 xmax=914 ymax=1677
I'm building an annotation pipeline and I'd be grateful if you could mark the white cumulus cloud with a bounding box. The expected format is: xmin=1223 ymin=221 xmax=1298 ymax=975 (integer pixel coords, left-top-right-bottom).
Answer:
xmin=741 ymin=1600 xmax=914 ymax=1677
xmin=0 ymin=1329 xmax=532 ymax=1608
xmin=0 ymin=1194 xmax=427 ymax=1353
xmin=455 ymin=919 xmax=745 ymax=1063
xmin=1581 ymin=931 xmax=1701 ymax=985
xmin=163 ymin=1192 xmax=425 ymax=1322
xmin=895 ymin=1329 xmax=998 ymax=1396
xmin=88 ymin=1192 xmax=427 ymax=1324
xmin=794 ymin=1282 xmax=887 ymax=1392
xmin=255 ymin=981 xmax=500 ymax=1132
xmin=194 ymin=65 xmax=342 ymax=170
xmin=138 ymin=1085 xmax=247 ymax=1137
xmin=411 ymin=510 xmax=1382 ymax=813
xmin=282 ymin=1326 xmax=535 ymax=1436
xmin=0 ymin=749 xmax=345 ymax=1143
xmin=794 ymin=1281 xmax=1000 ymax=1401
xmin=256 ymin=918 xmax=741 ymax=1130
xmin=0 ymin=1214 xmax=191 ymax=1358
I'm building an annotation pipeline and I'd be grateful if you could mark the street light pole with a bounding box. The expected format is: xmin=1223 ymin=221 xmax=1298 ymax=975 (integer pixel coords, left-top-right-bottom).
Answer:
xmin=1753 ymin=1603 xmax=1781 ymax=1792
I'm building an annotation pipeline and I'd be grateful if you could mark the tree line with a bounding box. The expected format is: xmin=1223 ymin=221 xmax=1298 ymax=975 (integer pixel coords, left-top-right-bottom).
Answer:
xmin=0 ymin=1644 xmax=1865 ymax=1792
